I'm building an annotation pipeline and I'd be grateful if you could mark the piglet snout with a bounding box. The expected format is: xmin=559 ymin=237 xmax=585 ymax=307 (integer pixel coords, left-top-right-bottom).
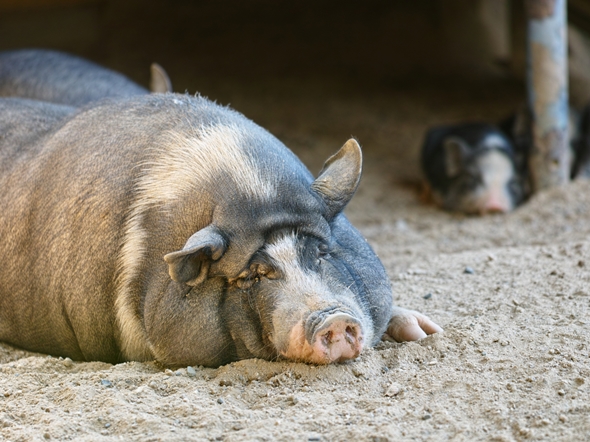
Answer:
xmin=480 ymin=193 xmax=512 ymax=214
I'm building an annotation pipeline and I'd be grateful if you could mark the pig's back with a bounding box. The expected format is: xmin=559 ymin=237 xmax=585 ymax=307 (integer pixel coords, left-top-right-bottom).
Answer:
xmin=0 ymin=49 xmax=148 ymax=106
xmin=0 ymin=98 xmax=76 ymax=175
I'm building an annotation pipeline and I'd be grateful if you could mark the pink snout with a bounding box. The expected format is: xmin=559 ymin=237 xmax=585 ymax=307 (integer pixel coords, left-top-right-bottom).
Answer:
xmin=281 ymin=312 xmax=364 ymax=364
xmin=479 ymin=192 xmax=512 ymax=214
xmin=312 ymin=313 xmax=363 ymax=362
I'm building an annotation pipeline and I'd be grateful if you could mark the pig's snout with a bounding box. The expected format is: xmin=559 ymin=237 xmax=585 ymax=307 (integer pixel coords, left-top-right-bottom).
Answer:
xmin=281 ymin=309 xmax=364 ymax=364
xmin=478 ymin=190 xmax=513 ymax=214
xmin=310 ymin=313 xmax=363 ymax=363
xmin=480 ymin=195 xmax=511 ymax=214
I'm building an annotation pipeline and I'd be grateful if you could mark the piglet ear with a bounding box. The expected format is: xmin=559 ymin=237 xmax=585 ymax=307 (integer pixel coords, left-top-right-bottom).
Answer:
xmin=163 ymin=225 xmax=227 ymax=286
xmin=311 ymin=138 xmax=362 ymax=219
xmin=442 ymin=136 xmax=470 ymax=178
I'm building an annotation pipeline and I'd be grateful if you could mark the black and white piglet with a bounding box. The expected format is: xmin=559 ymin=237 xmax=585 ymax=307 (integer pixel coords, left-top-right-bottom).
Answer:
xmin=421 ymin=122 xmax=527 ymax=214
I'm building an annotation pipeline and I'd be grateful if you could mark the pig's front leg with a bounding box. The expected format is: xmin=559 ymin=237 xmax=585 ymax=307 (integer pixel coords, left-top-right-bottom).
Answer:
xmin=383 ymin=307 xmax=443 ymax=342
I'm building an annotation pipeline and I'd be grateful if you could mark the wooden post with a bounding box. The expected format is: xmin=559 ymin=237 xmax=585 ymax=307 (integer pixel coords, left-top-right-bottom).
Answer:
xmin=525 ymin=0 xmax=569 ymax=191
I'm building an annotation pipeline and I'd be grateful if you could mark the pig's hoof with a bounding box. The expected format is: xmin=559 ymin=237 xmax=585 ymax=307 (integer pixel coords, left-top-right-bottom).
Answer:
xmin=384 ymin=308 xmax=443 ymax=342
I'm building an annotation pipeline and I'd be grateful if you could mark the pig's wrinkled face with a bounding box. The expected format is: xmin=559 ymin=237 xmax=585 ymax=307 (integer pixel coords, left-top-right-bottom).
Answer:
xmin=226 ymin=229 xmax=373 ymax=364
xmin=163 ymin=138 xmax=371 ymax=365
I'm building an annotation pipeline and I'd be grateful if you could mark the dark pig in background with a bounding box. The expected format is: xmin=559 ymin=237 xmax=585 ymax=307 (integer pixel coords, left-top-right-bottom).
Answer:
xmin=0 ymin=94 xmax=442 ymax=368
xmin=0 ymin=49 xmax=171 ymax=105
xmin=421 ymin=122 xmax=526 ymax=214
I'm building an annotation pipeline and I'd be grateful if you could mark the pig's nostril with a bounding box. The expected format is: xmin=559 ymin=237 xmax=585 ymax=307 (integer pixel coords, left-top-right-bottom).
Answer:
xmin=345 ymin=325 xmax=357 ymax=344
xmin=321 ymin=331 xmax=333 ymax=347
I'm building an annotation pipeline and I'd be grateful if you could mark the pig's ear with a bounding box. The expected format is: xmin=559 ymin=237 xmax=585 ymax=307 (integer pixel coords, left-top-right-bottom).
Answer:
xmin=443 ymin=136 xmax=469 ymax=177
xmin=163 ymin=225 xmax=226 ymax=286
xmin=311 ymin=138 xmax=362 ymax=219
xmin=149 ymin=63 xmax=173 ymax=93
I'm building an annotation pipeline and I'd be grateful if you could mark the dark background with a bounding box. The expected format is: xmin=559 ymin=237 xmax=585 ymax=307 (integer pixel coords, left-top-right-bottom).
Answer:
xmin=0 ymin=0 xmax=558 ymax=92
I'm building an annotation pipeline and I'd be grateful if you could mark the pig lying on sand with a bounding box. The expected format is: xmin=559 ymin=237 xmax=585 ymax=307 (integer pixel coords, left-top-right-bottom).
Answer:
xmin=0 ymin=95 xmax=442 ymax=368
xmin=421 ymin=122 xmax=526 ymax=215
xmin=0 ymin=49 xmax=171 ymax=105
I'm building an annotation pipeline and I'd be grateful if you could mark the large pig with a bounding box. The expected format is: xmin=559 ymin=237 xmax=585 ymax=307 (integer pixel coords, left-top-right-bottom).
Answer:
xmin=421 ymin=122 xmax=527 ymax=214
xmin=0 ymin=49 xmax=171 ymax=105
xmin=0 ymin=95 xmax=441 ymax=367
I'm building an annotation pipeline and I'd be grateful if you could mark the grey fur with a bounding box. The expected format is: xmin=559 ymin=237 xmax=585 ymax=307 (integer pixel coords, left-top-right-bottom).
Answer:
xmin=0 ymin=94 xmax=396 ymax=367
xmin=0 ymin=49 xmax=164 ymax=106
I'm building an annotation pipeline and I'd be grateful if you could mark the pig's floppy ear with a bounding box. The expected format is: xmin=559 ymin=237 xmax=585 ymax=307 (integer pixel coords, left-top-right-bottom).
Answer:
xmin=163 ymin=225 xmax=226 ymax=286
xmin=443 ymin=136 xmax=469 ymax=178
xmin=311 ymin=138 xmax=362 ymax=219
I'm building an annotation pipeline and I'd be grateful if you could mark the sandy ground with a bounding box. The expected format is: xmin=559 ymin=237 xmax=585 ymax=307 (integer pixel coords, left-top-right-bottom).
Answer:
xmin=1 ymin=77 xmax=590 ymax=441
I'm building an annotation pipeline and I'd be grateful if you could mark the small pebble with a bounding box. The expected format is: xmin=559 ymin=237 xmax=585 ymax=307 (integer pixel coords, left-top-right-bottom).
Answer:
xmin=217 ymin=398 xmax=224 ymax=404
xmin=43 ymin=433 xmax=50 ymax=440
xmin=464 ymin=267 xmax=474 ymax=274
xmin=62 ymin=358 xmax=74 ymax=368
xmin=289 ymin=395 xmax=299 ymax=405
xmin=164 ymin=369 xmax=174 ymax=376
xmin=100 ymin=380 xmax=113 ymax=388
xmin=105 ymin=423 xmax=111 ymax=428
xmin=557 ymin=389 xmax=565 ymax=396
xmin=186 ymin=366 xmax=197 ymax=377
xmin=396 ymin=219 xmax=408 ymax=231
xmin=351 ymin=367 xmax=364 ymax=377
xmin=519 ymin=427 xmax=531 ymax=437
xmin=422 ymin=413 xmax=432 ymax=420
xmin=423 ymin=293 xmax=432 ymax=300
xmin=559 ymin=415 xmax=568 ymax=423
xmin=385 ymin=383 xmax=402 ymax=397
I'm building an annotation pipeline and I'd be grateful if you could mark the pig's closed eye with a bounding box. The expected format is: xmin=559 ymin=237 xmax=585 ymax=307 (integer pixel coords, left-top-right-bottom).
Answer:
xmin=235 ymin=274 xmax=258 ymax=290
xmin=234 ymin=262 xmax=279 ymax=289
xmin=317 ymin=243 xmax=331 ymax=263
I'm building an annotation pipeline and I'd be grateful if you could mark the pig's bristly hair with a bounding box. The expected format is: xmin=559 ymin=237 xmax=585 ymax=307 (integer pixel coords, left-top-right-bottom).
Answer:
xmin=114 ymin=98 xmax=280 ymax=362
xmin=138 ymin=123 xmax=278 ymax=204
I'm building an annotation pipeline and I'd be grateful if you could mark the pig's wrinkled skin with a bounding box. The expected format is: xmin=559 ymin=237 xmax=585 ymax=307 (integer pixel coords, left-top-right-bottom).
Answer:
xmin=0 ymin=49 xmax=171 ymax=106
xmin=421 ymin=122 xmax=526 ymax=215
xmin=0 ymin=95 xmax=441 ymax=368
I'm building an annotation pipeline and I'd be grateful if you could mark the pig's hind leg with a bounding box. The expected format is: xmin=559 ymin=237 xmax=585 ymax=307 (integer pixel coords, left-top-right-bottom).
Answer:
xmin=383 ymin=307 xmax=443 ymax=342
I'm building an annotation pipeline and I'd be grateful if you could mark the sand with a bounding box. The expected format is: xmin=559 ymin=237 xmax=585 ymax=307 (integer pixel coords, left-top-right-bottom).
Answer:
xmin=1 ymin=77 xmax=589 ymax=442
